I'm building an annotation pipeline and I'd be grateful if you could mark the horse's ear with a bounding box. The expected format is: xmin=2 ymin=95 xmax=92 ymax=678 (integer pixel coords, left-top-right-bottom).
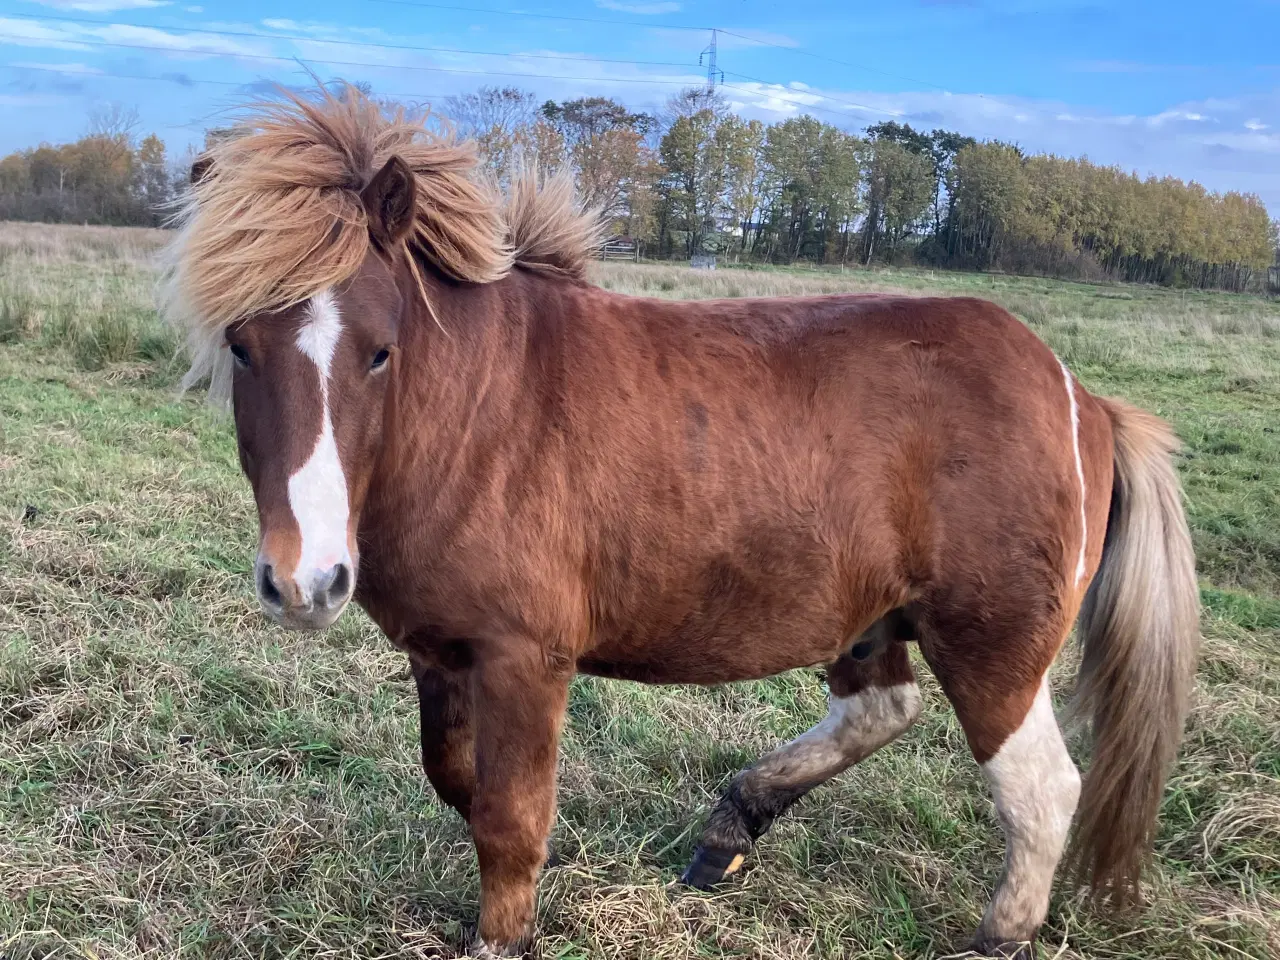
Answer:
xmin=361 ymin=156 xmax=417 ymax=251
xmin=190 ymin=153 xmax=215 ymax=185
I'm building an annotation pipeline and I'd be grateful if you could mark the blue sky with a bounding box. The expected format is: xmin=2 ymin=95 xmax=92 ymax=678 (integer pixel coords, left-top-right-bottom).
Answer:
xmin=2 ymin=0 xmax=1278 ymax=212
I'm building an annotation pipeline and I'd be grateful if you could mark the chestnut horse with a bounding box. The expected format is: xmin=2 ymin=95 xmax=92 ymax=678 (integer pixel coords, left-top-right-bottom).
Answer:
xmin=166 ymin=86 xmax=1199 ymax=959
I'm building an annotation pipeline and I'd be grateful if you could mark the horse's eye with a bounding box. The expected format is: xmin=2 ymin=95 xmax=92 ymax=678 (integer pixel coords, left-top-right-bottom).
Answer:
xmin=371 ymin=348 xmax=391 ymax=371
xmin=229 ymin=344 xmax=250 ymax=369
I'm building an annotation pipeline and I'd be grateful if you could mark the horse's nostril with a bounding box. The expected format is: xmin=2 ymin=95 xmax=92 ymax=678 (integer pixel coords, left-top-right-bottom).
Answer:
xmin=259 ymin=563 xmax=283 ymax=608
xmin=324 ymin=563 xmax=352 ymax=606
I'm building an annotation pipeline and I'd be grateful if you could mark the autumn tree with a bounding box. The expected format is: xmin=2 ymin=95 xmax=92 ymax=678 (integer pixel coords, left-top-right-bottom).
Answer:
xmin=944 ymin=141 xmax=1029 ymax=267
xmin=541 ymin=97 xmax=655 ymax=225
xmin=757 ymin=116 xmax=862 ymax=262
xmin=0 ymin=86 xmax=1271 ymax=290
xmin=859 ymin=128 xmax=936 ymax=263
xmin=716 ymin=115 xmax=766 ymax=254
xmin=0 ymin=131 xmax=170 ymax=225
xmin=137 ymin=134 xmax=170 ymax=217
xmin=442 ymin=86 xmax=556 ymax=181
xmin=658 ymin=107 xmax=728 ymax=256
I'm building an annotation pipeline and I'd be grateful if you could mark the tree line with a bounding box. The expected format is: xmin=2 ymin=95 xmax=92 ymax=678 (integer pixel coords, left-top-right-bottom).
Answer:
xmin=1 ymin=87 xmax=1276 ymax=291
xmin=448 ymin=86 xmax=1277 ymax=292
xmin=0 ymin=106 xmax=179 ymax=227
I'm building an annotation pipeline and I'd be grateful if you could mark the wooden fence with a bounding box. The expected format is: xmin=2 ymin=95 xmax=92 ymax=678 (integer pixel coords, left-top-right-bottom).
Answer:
xmin=599 ymin=238 xmax=639 ymax=261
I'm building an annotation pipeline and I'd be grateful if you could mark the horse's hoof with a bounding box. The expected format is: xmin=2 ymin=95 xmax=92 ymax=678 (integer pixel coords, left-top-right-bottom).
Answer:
xmin=679 ymin=845 xmax=747 ymax=890
xmin=543 ymin=838 xmax=565 ymax=869
xmin=468 ymin=937 xmax=523 ymax=959
xmin=968 ymin=937 xmax=1035 ymax=959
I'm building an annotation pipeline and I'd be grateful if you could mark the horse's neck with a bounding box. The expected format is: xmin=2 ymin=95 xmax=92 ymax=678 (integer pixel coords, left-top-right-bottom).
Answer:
xmin=370 ymin=267 xmax=561 ymax=516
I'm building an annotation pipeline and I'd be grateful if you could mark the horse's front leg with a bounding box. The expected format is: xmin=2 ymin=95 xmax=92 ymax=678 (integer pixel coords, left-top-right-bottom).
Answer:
xmin=411 ymin=660 xmax=476 ymax=820
xmin=468 ymin=639 xmax=571 ymax=958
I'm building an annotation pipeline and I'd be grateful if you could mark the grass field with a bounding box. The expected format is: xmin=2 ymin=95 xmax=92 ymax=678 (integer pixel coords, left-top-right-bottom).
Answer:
xmin=2 ymin=222 xmax=1278 ymax=959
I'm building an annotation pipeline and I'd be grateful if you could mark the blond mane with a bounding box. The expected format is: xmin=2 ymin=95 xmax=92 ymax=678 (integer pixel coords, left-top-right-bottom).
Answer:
xmin=163 ymin=83 xmax=602 ymax=399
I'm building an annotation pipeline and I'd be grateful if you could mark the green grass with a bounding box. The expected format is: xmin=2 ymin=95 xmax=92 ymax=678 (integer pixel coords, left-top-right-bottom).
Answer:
xmin=2 ymin=225 xmax=1279 ymax=959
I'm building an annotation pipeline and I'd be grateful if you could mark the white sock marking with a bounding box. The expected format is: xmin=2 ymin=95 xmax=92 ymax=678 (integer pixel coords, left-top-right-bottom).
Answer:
xmin=287 ymin=290 xmax=351 ymax=588
xmin=1060 ymin=360 xmax=1087 ymax=585
xmin=979 ymin=678 xmax=1081 ymax=943
xmin=753 ymin=682 xmax=922 ymax=783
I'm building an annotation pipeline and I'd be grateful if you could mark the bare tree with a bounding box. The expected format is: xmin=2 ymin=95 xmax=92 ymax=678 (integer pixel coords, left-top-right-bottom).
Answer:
xmin=662 ymin=86 xmax=728 ymax=129
xmin=443 ymin=87 xmax=539 ymax=139
xmin=87 ymin=103 xmax=141 ymax=145
xmin=441 ymin=87 xmax=544 ymax=180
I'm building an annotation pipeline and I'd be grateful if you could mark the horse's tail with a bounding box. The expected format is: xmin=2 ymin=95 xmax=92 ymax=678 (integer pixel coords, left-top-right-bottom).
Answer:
xmin=1069 ymin=398 xmax=1199 ymax=902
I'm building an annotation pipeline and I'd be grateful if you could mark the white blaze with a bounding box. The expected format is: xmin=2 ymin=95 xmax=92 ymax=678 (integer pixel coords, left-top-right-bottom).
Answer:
xmin=288 ymin=289 xmax=351 ymax=587
xmin=1060 ymin=360 xmax=1087 ymax=585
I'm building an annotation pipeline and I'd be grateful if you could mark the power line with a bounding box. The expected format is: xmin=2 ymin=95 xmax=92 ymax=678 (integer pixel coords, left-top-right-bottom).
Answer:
xmin=0 ymin=11 xmax=893 ymax=115
xmin=716 ymin=28 xmax=975 ymax=96
xmin=363 ymin=2 xmax=961 ymax=93
xmin=1 ymin=7 xmax=961 ymax=124
xmin=5 ymin=63 xmax=878 ymax=140
xmin=6 ymin=60 xmax=871 ymax=128
xmin=0 ymin=12 xmax=700 ymax=69
xmin=4 ymin=6 xmax=974 ymax=105
xmin=2 ymin=63 xmax=457 ymax=131
xmin=0 ymin=36 xmax=703 ymax=86
xmin=3 ymin=58 xmax=695 ymax=93
xmin=6 ymin=63 xmax=256 ymax=89
xmin=366 ymin=0 xmax=709 ymax=32
xmin=2 ymin=5 xmax=979 ymax=103
xmin=5 ymin=62 xmax=455 ymax=101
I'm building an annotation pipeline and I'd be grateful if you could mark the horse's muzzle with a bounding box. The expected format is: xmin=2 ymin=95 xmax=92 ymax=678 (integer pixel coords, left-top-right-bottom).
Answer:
xmin=255 ymin=555 xmax=354 ymax=630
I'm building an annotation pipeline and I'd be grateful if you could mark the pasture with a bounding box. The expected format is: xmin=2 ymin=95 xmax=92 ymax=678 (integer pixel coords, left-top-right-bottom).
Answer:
xmin=1 ymin=222 xmax=1278 ymax=959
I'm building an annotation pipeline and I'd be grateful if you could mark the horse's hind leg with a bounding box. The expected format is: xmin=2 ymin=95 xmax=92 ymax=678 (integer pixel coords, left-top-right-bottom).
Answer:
xmin=683 ymin=622 xmax=921 ymax=888
xmin=921 ymin=616 xmax=1081 ymax=959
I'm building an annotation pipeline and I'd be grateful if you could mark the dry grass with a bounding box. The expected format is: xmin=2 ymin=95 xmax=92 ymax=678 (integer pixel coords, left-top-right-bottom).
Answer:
xmin=2 ymin=225 xmax=1279 ymax=959
xmin=0 ymin=222 xmax=173 ymax=372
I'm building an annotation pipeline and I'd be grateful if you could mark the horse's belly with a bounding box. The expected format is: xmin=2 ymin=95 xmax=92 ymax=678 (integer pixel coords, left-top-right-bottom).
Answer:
xmin=577 ymin=617 xmax=847 ymax=686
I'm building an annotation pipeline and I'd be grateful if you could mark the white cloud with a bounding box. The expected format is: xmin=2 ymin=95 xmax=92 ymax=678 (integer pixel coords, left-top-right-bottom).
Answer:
xmin=646 ymin=26 xmax=800 ymax=51
xmin=1071 ymin=59 xmax=1158 ymax=74
xmin=720 ymin=79 xmax=900 ymax=119
xmin=726 ymin=84 xmax=1280 ymax=211
xmin=596 ymin=1 xmax=681 ymax=12
xmin=11 ymin=60 xmax=104 ymax=73
xmin=0 ymin=92 xmax=69 ymax=106
xmin=255 ymin=18 xmax=390 ymax=42
xmin=0 ymin=16 xmax=275 ymax=57
xmin=23 ymin=0 xmax=171 ymax=11
xmin=1149 ymin=108 xmax=1211 ymax=125
xmin=3 ymin=10 xmax=1274 ymax=214
xmin=1068 ymin=59 xmax=1201 ymax=75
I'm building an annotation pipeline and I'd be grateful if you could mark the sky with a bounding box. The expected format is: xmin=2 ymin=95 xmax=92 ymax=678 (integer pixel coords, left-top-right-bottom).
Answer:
xmin=1 ymin=0 xmax=1278 ymax=213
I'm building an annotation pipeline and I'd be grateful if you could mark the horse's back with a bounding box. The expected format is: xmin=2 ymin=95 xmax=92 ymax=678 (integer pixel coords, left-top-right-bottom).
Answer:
xmin=569 ymin=288 xmax=1108 ymax=681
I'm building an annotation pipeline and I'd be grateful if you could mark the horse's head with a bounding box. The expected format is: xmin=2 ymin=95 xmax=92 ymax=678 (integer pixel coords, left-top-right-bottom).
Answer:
xmin=167 ymin=83 xmax=592 ymax=630
xmin=221 ymin=157 xmax=415 ymax=630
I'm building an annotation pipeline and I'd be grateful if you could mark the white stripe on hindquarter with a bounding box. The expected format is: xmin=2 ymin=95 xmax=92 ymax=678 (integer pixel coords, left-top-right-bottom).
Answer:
xmin=287 ymin=290 xmax=351 ymax=580
xmin=1060 ymin=360 xmax=1087 ymax=585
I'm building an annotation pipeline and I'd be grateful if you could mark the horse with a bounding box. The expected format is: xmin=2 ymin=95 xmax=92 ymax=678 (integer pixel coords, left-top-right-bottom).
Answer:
xmin=164 ymin=85 xmax=1199 ymax=959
